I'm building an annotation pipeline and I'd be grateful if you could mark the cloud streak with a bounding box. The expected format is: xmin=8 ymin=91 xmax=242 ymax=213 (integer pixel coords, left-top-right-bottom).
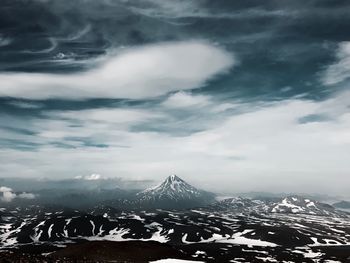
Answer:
xmin=0 ymin=41 xmax=234 ymax=100
xmin=161 ymin=91 xmax=211 ymax=108
xmin=322 ymin=42 xmax=350 ymax=86
xmin=0 ymin=36 xmax=12 ymax=47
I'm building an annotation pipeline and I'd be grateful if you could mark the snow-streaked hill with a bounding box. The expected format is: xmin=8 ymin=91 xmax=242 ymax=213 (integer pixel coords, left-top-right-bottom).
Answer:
xmin=270 ymin=196 xmax=336 ymax=215
xmin=212 ymin=196 xmax=342 ymax=217
xmin=0 ymin=202 xmax=349 ymax=262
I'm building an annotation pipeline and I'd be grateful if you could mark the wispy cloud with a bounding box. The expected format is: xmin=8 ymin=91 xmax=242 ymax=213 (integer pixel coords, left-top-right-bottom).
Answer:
xmin=0 ymin=35 xmax=12 ymax=47
xmin=0 ymin=41 xmax=234 ymax=100
xmin=6 ymin=101 xmax=44 ymax=109
xmin=322 ymin=42 xmax=350 ymax=86
xmin=161 ymin=91 xmax=211 ymax=108
xmin=127 ymin=0 xmax=295 ymax=20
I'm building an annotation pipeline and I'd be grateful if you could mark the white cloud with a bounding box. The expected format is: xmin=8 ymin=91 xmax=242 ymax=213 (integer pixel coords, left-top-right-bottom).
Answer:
xmin=0 ymin=41 xmax=234 ymax=100
xmin=1 ymin=91 xmax=350 ymax=196
xmin=0 ymin=186 xmax=16 ymax=202
xmin=211 ymin=102 xmax=238 ymax=113
xmin=35 ymin=108 xmax=164 ymax=143
xmin=162 ymin=91 xmax=211 ymax=108
xmin=161 ymin=91 xmax=239 ymax=114
xmin=0 ymin=186 xmax=12 ymax=192
xmin=0 ymin=186 xmax=35 ymax=202
xmin=47 ymin=108 xmax=162 ymax=124
xmin=322 ymin=42 xmax=350 ymax=85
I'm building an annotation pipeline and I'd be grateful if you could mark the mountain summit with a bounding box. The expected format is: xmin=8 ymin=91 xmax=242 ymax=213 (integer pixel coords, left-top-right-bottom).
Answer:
xmin=140 ymin=175 xmax=202 ymax=200
xmin=136 ymin=175 xmax=215 ymax=209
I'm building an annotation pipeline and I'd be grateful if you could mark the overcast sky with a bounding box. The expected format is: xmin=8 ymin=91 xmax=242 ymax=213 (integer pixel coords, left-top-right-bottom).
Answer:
xmin=1 ymin=0 xmax=350 ymax=196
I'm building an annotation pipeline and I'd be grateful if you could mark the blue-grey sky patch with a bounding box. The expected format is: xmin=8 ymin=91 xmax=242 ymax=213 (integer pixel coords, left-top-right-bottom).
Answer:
xmin=298 ymin=114 xmax=333 ymax=124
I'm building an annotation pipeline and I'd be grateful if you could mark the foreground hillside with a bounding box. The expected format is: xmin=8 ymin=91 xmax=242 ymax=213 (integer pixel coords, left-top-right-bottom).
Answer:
xmin=0 ymin=199 xmax=349 ymax=262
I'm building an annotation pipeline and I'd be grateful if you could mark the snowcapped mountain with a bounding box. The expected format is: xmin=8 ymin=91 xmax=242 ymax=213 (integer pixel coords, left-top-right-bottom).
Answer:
xmin=210 ymin=196 xmax=268 ymax=212
xmin=136 ymin=175 xmax=215 ymax=209
xmin=270 ymin=196 xmax=336 ymax=215
xmin=138 ymin=175 xmax=202 ymax=200
xmin=212 ymin=195 xmax=343 ymax=217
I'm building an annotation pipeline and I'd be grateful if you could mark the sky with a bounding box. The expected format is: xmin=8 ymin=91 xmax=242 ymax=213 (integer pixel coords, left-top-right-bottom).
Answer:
xmin=0 ymin=0 xmax=350 ymax=196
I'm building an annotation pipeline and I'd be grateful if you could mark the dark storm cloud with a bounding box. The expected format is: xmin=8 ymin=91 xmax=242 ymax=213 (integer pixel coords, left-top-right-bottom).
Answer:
xmin=0 ymin=0 xmax=180 ymax=73
xmin=1 ymin=0 xmax=349 ymax=80
xmin=0 ymin=0 xmax=348 ymax=125
xmin=1 ymin=0 xmax=350 ymax=119
xmin=0 ymin=0 xmax=349 ymax=101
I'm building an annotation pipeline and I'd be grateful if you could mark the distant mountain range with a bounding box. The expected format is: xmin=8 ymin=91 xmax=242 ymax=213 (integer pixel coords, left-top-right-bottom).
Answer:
xmin=211 ymin=196 xmax=341 ymax=217
xmin=2 ymin=175 xmax=348 ymax=215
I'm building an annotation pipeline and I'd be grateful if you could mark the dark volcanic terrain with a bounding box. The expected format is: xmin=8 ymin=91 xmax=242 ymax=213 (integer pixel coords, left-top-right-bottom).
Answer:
xmin=0 ymin=176 xmax=349 ymax=262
